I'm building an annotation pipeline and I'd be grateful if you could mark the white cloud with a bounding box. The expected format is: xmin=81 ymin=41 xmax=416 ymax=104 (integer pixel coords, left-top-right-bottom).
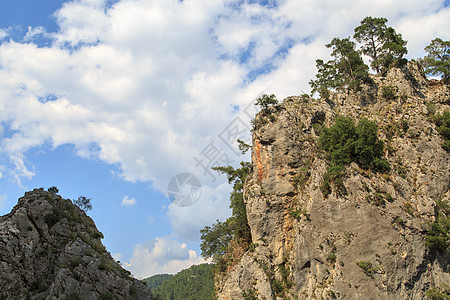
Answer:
xmin=123 ymin=236 xmax=207 ymax=279
xmin=121 ymin=195 xmax=136 ymax=207
xmin=0 ymin=0 xmax=449 ymax=240
xmin=147 ymin=216 xmax=155 ymax=224
xmin=24 ymin=26 xmax=48 ymax=41
xmin=396 ymin=8 xmax=450 ymax=59
xmin=167 ymin=183 xmax=233 ymax=242
xmin=0 ymin=29 xmax=7 ymax=40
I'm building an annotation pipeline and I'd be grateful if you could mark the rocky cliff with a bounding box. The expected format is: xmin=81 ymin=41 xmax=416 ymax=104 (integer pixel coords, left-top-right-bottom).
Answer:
xmin=216 ymin=61 xmax=450 ymax=299
xmin=0 ymin=189 xmax=151 ymax=300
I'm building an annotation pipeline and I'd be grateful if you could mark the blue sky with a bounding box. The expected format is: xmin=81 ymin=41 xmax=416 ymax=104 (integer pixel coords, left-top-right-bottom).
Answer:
xmin=0 ymin=0 xmax=449 ymax=278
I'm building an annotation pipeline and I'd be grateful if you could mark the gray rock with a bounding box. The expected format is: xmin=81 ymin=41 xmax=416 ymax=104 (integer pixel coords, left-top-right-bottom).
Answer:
xmin=217 ymin=61 xmax=450 ymax=299
xmin=0 ymin=189 xmax=152 ymax=299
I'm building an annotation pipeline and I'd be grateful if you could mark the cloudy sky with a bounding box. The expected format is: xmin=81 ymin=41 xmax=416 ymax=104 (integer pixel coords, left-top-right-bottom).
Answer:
xmin=0 ymin=0 xmax=449 ymax=279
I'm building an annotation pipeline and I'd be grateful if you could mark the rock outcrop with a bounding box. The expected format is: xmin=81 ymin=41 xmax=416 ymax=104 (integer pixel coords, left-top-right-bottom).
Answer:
xmin=216 ymin=61 xmax=450 ymax=299
xmin=0 ymin=189 xmax=151 ymax=299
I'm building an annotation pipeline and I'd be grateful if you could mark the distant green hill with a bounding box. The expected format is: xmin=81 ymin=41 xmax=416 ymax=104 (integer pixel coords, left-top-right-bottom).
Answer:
xmin=143 ymin=263 xmax=215 ymax=300
xmin=142 ymin=274 xmax=173 ymax=289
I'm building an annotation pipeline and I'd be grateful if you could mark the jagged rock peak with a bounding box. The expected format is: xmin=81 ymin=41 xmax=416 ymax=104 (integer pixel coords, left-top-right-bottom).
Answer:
xmin=0 ymin=188 xmax=151 ymax=300
xmin=216 ymin=62 xmax=449 ymax=299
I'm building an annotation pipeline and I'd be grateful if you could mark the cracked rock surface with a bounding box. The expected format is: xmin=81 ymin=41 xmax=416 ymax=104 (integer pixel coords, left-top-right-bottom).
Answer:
xmin=0 ymin=189 xmax=151 ymax=300
xmin=216 ymin=61 xmax=449 ymax=299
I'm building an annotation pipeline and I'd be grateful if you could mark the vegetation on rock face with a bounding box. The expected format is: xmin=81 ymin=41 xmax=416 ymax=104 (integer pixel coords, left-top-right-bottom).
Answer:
xmin=47 ymin=186 xmax=59 ymax=193
xmin=255 ymin=93 xmax=278 ymax=114
xmin=310 ymin=16 xmax=408 ymax=99
xmin=356 ymin=260 xmax=380 ymax=276
xmin=198 ymin=16 xmax=449 ymax=300
xmin=353 ymin=16 xmax=407 ymax=75
xmin=319 ymin=116 xmax=389 ymax=196
xmin=200 ymin=220 xmax=232 ymax=261
xmin=431 ymin=111 xmax=450 ymax=152
xmin=309 ymin=37 xmax=370 ymax=99
xmin=319 ymin=116 xmax=388 ymax=171
xmin=252 ymin=94 xmax=279 ymax=130
xmin=0 ymin=189 xmax=149 ymax=299
xmin=73 ymin=196 xmax=92 ymax=212
xmin=426 ymin=198 xmax=450 ymax=253
xmin=420 ymin=38 xmax=450 ymax=83
xmin=200 ymin=162 xmax=252 ymax=270
xmin=424 ymin=286 xmax=450 ymax=300
xmin=146 ymin=264 xmax=215 ymax=300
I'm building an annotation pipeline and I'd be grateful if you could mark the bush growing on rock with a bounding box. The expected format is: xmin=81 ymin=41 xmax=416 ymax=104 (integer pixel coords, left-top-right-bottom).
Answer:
xmin=319 ymin=116 xmax=389 ymax=172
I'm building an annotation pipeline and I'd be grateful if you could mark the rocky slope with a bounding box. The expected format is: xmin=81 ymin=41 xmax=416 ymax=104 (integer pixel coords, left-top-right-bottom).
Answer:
xmin=216 ymin=61 xmax=450 ymax=299
xmin=0 ymin=189 xmax=151 ymax=300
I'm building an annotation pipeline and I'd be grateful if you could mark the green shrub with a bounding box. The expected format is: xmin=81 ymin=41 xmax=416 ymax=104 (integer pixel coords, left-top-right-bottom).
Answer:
xmin=426 ymin=199 xmax=450 ymax=252
xmin=288 ymin=206 xmax=310 ymax=221
xmin=319 ymin=116 xmax=389 ymax=172
xmin=129 ymin=285 xmax=137 ymax=296
xmin=65 ymin=293 xmax=81 ymax=300
xmin=320 ymin=165 xmax=346 ymax=197
xmin=98 ymin=292 xmax=113 ymax=300
xmin=292 ymin=167 xmax=311 ymax=189
xmin=255 ymin=94 xmax=278 ymax=115
xmin=90 ymin=231 xmax=104 ymax=239
xmin=370 ymin=192 xmax=386 ymax=207
xmin=426 ymin=102 xmax=437 ymax=115
xmin=44 ymin=213 xmax=60 ymax=227
xmin=432 ymin=111 xmax=450 ymax=151
xmin=356 ymin=260 xmax=379 ymax=275
xmin=47 ymin=186 xmax=59 ymax=193
xmin=382 ymin=86 xmax=397 ymax=100
xmin=424 ymin=288 xmax=450 ymax=300
xmin=271 ymin=279 xmax=284 ymax=294
xmin=242 ymin=288 xmax=258 ymax=300
xmin=327 ymin=253 xmax=337 ymax=265
xmin=248 ymin=243 xmax=258 ymax=252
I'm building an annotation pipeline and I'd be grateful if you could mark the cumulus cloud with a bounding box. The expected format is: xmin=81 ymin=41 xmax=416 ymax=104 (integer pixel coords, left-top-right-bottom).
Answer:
xmin=123 ymin=236 xmax=207 ymax=279
xmin=0 ymin=0 xmax=449 ymax=243
xmin=24 ymin=26 xmax=49 ymax=41
xmin=167 ymin=182 xmax=233 ymax=242
xmin=121 ymin=195 xmax=136 ymax=207
xmin=0 ymin=29 xmax=7 ymax=40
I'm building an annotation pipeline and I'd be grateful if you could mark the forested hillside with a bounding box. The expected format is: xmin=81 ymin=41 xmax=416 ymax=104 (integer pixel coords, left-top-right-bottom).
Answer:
xmin=144 ymin=263 xmax=215 ymax=300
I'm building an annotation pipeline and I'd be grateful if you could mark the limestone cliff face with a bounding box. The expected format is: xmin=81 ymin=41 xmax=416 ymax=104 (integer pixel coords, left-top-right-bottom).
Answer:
xmin=216 ymin=61 xmax=450 ymax=299
xmin=0 ymin=189 xmax=151 ymax=300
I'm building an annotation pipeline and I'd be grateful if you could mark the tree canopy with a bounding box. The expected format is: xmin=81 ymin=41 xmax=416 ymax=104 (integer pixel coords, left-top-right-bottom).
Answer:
xmin=255 ymin=94 xmax=278 ymax=114
xmin=200 ymin=162 xmax=252 ymax=264
xmin=420 ymin=38 xmax=450 ymax=83
xmin=309 ymin=38 xmax=370 ymax=98
xmin=353 ymin=16 xmax=388 ymax=74
xmin=73 ymin=196 xmax=92 ymax=212
xmin=353 ymin=16 xmax=408 ymax=75
xmin=147 ymin=264 xmax=215 ymax=300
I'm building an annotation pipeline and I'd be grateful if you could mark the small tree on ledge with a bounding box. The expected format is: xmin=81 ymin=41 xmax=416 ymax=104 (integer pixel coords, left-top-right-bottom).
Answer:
xmin=74 ymin=196 xmax=92 ymax=212
xmin=420 ymin=38 xmax=450 ymax=83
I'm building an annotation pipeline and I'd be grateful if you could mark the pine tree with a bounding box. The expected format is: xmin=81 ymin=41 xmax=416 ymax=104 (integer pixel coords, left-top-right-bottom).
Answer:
xmin=420 ymin=38 xmax=450 ymax=83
